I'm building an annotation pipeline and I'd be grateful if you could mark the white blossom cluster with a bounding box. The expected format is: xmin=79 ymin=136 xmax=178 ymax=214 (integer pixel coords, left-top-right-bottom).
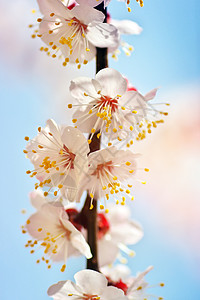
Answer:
xmin=22 ymin=0 xmax=167 ymax=299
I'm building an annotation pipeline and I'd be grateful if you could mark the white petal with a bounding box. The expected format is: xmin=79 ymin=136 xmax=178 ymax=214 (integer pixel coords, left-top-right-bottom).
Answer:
xmin=37 ymin=0 xmax=73 ymax=18
xmin=48 ymin=280 xmax=82 ymax=299
xmin=70 ymin=232 xmax=92 ymax=259
xmin=144 ymin=88 xmax=159 ymax=101
xmin=98 ymin=239 xmax=119 ymax=267
xmin=70 ymin=77 xmax=99 ymax=102
xmin=74 ymin=269 xmax=107 ymax=295
xmin=101 ymin=264 xmax=131 ymax=282
xmin=111 ymin=19 xmax=143 ymax=35
xmin=110 ymin=221 xmax=143 ymax=245
xmin=72 ymin=4 xmax=105 ymax=24
xmin=87 ymin=23 xmax=119 ymax=48
xmin=101 ymin=286 xmax=128 ymax=300
xmin=76 ymin=0 xmax=104 ymax=7
xmin=26 ymin=203 xmax=64 ymax=240
xmin=29 ymin=190 xmax=46 ymax=210
xmin=61 ymin=126 xmax=89 ymax=155
xmin=47 ymin=281 xmax=66 ymax=297
xmin=95 ymin=68 xmax=127 ymax=98
xmin=72 ymin=108 xmax=100 ymax=133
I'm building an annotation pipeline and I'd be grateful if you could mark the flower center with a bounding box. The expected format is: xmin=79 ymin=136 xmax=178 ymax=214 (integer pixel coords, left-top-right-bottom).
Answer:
xmin=60 ymin=145 xmax=76 ymax=169
xmin=83 ymin=294 xmax=100 ymax=300
xmin=93 ymin=160 xmax=113 ymax=178
xmin=98 ymin=95 xmax=118 ymax=113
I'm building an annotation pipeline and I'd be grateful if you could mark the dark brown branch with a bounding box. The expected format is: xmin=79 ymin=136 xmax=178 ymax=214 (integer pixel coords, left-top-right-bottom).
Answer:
xmin=76 ymin=2 xmax=108 ymax=272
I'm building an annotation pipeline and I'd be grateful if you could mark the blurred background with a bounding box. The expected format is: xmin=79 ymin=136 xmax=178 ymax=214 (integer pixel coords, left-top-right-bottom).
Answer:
xmin=0 ymin=0 xmax=200 ymax=298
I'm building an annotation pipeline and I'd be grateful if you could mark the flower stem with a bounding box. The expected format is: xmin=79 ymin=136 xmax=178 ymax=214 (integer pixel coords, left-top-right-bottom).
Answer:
xmin=77 ymin=2 xmax=108 ymax=272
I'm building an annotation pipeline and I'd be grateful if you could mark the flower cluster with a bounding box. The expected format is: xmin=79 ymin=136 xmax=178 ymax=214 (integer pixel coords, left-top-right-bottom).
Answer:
xmin=22 ymin=0 xmax=166 ymax=299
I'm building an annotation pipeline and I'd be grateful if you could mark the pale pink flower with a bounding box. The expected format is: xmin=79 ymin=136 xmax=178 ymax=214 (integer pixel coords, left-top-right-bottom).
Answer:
xmin=24 ymin=190 xmax=92 ymax=271
xmin=76 ymin=146 xmax=139 ymax=207
xmin=108 ymin=17 xmax=143 ymax=60
xmin=47 ymin=269 xmax=128 ymax=299
xmin=34 ymin=0 xmax=119 ymax=67
xmin=97 ymin=205 xmax=143 ymax=266
xmin=101 ymin=264 xmax=164 ymax=300
xmin=69 ymin=68 xmax=149 ymax=142
xmin=24 ymin=119 xmax=89 ymax=202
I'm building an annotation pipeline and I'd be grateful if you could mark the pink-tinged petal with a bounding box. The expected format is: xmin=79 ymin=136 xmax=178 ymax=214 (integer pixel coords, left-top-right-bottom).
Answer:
xmin=110 ymin=220 xmax=144 ymax=245
xmin=101 ymin=264 xmax=131 ymax=282
xmin=98 ymin=239 xmax=119 ymax=267
xmin=29 ymin=190 xmax=46 ymax=210
xmin=111 ymin=19 xmax=143 ymax=35
xmin=101 ymin=286 xmax=128 ymax=300
xmin=87 ymin=23 xmax=119 ymax=48
xmin=64 ymin=41 xmax=96 ymax=64
xmin=46 ymin=119 xmax=61 ymax=139
xmin=48 ymin=280 xmax=82 ymax=299
xmin=37 ymin=0 xmax=73 ymax=18
xmin=61 ymin=126 xmax=89 ymax=155
xmin=76 ymin=0 xmax=104 ymax=7
xmin=95 ymin=68 xmax=127 ymax=98
xmin=26 ymin=204 xmax=64 ymax=240
xmin=74 ymin=269 xmax=107 ymax=295
xmin=144 ymin=88 xmax=159 ymax=101
xmin=104 ymin=0 xmax=112 ymax=7
xmin=70 ymin=232 xmax=92 ymax=259
xmin=47 ymin=280 xmax=66 ymax=296
xmin=121 ymin=90 xmax=147 ymax=122
xmin=60 ymin=211 xmax=91 ymax=258
xmin=70 ymin=77 xmax=99 ymax=102
xmin=72 ymin=108 xmax=100 ymax=133
xmin=72 ymin=5 xmax=105 ymax=24
xmin=108 ymin=205 xmax=131 ymax=223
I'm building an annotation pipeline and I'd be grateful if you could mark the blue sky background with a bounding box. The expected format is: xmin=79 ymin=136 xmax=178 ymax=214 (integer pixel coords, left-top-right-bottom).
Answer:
xmin=0 ymin=0 xmax=200 ymax=299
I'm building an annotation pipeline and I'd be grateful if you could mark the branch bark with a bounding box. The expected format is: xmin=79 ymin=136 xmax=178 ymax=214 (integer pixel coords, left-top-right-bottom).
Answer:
xmin=76 ymin=2 xmax=108 ymax=272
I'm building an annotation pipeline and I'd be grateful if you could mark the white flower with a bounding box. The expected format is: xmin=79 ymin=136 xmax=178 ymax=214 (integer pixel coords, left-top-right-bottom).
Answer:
xmin=34 ymin=0 xmax=119 ymax=67
xmin=108 ymin=18 xmax=143 ymax=59
xmin=69 ymin=68 xmax=149 ymax=142
xmin=47 ymin=269 xmax=129 ymax=299
xmin=123 ymin=88 xmax=169 ymax=142
xmin=76 ymin=146 xmax=139 ymax=208
xmin=126 ymin=266 xmax=164 ymax=300
xmin=97 ymin=205 xmax=143 ymax=266
xmin=24 ymin=119 xmax=89 ymax=202
xmin=25 ymin=190 xmax=92 ymax=271
xmin=101 ymin=264 xmax=164 ymax=300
